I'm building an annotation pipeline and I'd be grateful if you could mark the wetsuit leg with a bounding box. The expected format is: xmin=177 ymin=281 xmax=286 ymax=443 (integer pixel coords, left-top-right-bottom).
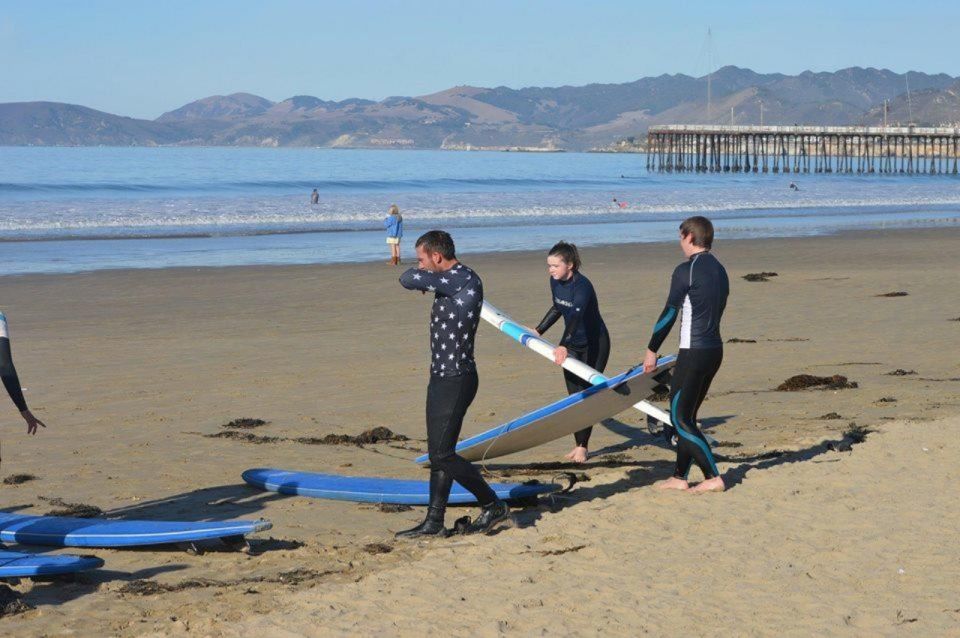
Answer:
xmin=669 ymin=348 xmax=723 ymax=480
xmin=565 ymin=332 xmax=611 ymax=448
xmin=426 ymin=372 xmax=497 ymax=508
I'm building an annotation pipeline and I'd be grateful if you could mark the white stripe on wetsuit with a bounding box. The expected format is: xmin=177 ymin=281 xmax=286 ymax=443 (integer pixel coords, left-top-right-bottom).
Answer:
xmin=678 ymin=253 xmax=700 ymax=350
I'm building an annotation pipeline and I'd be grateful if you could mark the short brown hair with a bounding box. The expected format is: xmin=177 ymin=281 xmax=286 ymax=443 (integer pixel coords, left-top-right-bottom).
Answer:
xmin=416 ymin=230 xmax=456 ymax=260
xmin=548 ymin=241 xmax=581 ymax=271
xmin=679 ymin=216 xmax=714 ymax=249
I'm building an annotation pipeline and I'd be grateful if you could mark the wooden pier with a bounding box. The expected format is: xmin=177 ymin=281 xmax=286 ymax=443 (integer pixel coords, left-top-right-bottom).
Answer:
xmin=646 ymin=125 xmax=960 ymax=174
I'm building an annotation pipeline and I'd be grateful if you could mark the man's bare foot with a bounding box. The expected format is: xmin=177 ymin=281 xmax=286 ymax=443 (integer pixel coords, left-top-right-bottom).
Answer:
xmin=688 ymin=476 xmax=725 ymax=494
xmin=655 ymin=477 xmax=689 ymax=490
xmin=564 ymin=446 xmax=589 ymax=463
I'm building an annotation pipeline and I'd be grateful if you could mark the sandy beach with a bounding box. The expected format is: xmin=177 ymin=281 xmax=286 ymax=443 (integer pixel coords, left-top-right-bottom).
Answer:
xmin=1 ymin=226 xmax=959 ymax=635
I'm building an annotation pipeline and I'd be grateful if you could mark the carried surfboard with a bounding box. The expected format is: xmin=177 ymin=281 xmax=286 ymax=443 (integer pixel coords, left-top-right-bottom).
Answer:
xmin=0 ymin=549 xmax=103 ymax=578
xmin=480 ymin=300 xmax=717 ymax=446
xmin=242 ymin=469 xmax=560 ymax=505
xmin=415 ymin=357 xmax=676 ymax=465
xmin=0 ymin=513 xmax=272 ymax=548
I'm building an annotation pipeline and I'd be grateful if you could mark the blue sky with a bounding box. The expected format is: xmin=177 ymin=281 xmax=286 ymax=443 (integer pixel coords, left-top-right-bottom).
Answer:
xmin=1 ymin=0 xmax=957 ymax=119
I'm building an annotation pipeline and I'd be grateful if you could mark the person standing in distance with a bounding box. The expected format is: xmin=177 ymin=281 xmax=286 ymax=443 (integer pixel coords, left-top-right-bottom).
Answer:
xmin=384 ymin=204 xmax=403 ymax=266
xmin=397 ymin=231 xmax=509 ymax=536
xmin=643 ymin=216 xmax=728 ymax=493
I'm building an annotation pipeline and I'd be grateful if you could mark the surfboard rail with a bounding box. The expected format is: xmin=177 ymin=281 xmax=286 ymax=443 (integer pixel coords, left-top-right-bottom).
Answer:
xmin=0 ymin=513 xmax=272 ymax=548
xmin=0 ymin=550 xmax=104 ymax=578
xmin=242 ymin=469 xmax=560 ymax=505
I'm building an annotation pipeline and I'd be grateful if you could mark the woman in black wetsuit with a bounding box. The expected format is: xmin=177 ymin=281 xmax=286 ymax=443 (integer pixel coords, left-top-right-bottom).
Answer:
xmin=534 ymin=242 xmax=610 ymax=463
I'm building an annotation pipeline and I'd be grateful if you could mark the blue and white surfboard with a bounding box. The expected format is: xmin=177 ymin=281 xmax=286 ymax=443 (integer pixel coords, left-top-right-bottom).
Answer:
xmin=415 ymin=356 xmax=676 ymax=465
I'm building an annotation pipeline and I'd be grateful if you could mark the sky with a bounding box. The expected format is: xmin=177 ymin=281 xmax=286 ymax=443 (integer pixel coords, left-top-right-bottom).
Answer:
xmin=1 ymin=0 xmax=957 ymax=119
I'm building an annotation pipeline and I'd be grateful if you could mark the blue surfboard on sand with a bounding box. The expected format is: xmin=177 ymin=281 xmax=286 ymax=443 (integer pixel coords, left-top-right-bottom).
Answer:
xmin=242 ymin=469 xmax=560 ymax=505
xmin=0 ymin=549 xmax=103 ymax=578
xmin=0 ymin=513 xmax=272 ymax=548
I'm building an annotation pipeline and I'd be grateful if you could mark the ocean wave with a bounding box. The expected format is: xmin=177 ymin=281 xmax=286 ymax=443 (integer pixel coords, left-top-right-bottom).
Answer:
xmin=0 ymin=176 xmax=626 ymax=195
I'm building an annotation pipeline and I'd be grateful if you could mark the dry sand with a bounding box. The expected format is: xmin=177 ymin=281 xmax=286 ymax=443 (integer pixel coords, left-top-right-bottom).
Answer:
xmin=1 ymin=227 xmax=958 ymax=635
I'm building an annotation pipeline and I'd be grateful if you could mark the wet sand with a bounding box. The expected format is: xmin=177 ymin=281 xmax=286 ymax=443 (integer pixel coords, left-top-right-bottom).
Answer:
xmin=1 ymin=227 xmax=958 ymax=635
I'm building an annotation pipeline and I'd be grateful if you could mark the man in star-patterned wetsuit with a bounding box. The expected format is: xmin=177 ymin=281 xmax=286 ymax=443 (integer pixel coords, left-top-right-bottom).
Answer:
xmin=396 ymin=230 xmax=509 ymax=537
xmin=403 ymin=257 xmax=481 ymax=377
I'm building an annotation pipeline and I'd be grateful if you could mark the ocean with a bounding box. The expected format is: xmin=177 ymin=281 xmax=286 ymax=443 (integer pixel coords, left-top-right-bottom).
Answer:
xmin=1 ymin=146 xmax=958 ymax=275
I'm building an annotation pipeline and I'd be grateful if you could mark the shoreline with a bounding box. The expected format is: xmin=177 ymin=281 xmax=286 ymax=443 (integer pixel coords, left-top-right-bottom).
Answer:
xmin=2 ymin=223 xmax=957 ymax=280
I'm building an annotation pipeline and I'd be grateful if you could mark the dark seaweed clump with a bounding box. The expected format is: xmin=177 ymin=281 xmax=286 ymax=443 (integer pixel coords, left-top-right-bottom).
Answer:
xmin=743 ymin=272 xmax=778 ymax=282
xmin=363 ymin=543 xmax=393 ymax=555
xmin=827 ymin=423 xmax=873 ymax=451
xmin=776 ymin=374 xmax=858 ymax=391
xmin=376 ymin=503 xmax=412 ymax=513
xmin=727 ymin=338 xmax=757 ymax=343
xmin=0 ymin=586 xmax=33 ymax=618
xmin=886 ymin=369 xmax=916 ymax=376
xmin=206 ymin=431 xmax=280 ymax=444
xmin=118 ymin=568 xmax=340 ymax=596
xmin=2 ymin=473 xmax=38 ymax=485
xmin=42 ymin=497 xmax=103 ymax=518
xmin=205 ymin=426 xmax=408 ymax=446
xmin=875 ymin=291 xmax=908 ymax=297
xmin=295 ymin=427 xmax=408 ymax=446
xmin=222 ymin=418 xmax=269 ymax=429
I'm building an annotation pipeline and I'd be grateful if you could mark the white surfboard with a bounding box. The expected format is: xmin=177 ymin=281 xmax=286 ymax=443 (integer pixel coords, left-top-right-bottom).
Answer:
xmin=416 ymin=357 xmax=675 ymax=465
xmin=480 ymin=300 xmax=717 ymax=446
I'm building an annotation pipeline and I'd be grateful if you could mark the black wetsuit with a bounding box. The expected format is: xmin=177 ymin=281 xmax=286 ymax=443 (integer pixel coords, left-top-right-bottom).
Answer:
xmin=647 ymin=251 xmax=728 ymax=479
xmin=536 ymin=271 xmax=610 ymax=448
xmin=399 ymin=263 xmax=497 ymax=511
xmin=0 ymin=312 xmax=28 ymax=413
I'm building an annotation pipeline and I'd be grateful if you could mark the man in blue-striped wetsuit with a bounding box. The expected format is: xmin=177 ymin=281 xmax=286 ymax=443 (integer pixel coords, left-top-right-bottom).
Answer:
xmin=0 ymin=312 xmax=47 ymax=455
xmin=642 ymin=216 xmax=728 ymax=494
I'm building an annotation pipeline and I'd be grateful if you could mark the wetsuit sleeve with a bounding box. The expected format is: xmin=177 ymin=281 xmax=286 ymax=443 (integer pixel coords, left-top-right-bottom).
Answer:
xmin=0 ymin=339 xmax=28 ymax=412
xmin=399 ymin=268 xmax=466 ymax=296
xmin=647 ymin=264 xmax=688 ymax=353
xmin=558 ymin=277 xmax=594 ymax=346
xmin=535 ymin=306 xmax=562 ymax=335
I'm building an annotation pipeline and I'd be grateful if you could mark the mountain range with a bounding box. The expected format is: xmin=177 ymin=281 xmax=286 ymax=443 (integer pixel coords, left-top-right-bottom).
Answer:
xmin=2 ymin=67 xmax=958 ymax=150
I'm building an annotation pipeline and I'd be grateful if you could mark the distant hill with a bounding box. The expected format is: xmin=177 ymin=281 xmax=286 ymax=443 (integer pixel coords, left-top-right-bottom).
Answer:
xmin=2 ymin=67 xmax=958 ymax=149
xmin=0 ymin=101 xmax=175 ymax=146
xmin=156 ymin=92 xmax=275 ymax=121
xmin=861 ymin=79 xmax=960 ymax=126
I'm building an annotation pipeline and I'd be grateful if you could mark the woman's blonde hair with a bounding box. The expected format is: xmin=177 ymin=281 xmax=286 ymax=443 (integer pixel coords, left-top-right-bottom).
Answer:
xmin=389 ymin=204 xmax=401 ymax=218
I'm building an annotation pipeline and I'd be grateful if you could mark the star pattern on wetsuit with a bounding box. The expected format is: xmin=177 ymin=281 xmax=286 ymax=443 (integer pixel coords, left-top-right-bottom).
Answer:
xmin=409 ymin=263 xmax=483 ymax=377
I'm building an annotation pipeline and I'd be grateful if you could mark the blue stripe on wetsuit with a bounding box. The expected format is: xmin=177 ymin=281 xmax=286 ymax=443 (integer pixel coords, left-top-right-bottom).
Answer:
xmin=670 ymin=390 xmax=718 ymax=478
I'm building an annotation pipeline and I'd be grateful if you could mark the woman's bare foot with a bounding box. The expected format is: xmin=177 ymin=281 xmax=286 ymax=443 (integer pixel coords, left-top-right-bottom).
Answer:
xmin=564 ymin=446 xmax=589 ymax=463
xmin=688 ymin=476 xmax=725 ymax=494
xmin=655 ymin=477 xmax=689 ymax=490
